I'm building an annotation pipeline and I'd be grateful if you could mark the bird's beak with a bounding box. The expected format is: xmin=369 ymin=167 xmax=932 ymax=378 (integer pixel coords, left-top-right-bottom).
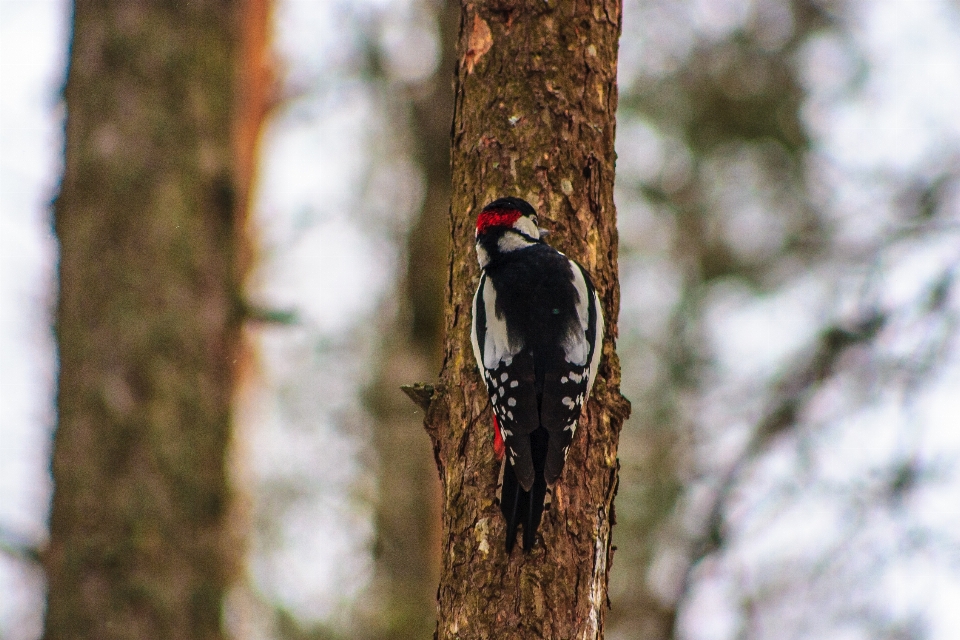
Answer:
xmin=539 ymin=228 xmax=551 ymax=237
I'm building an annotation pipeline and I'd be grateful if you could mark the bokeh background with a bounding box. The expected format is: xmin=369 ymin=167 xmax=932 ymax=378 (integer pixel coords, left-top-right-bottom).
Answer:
xmin=2 ymin=0 xmax=959 ymax=638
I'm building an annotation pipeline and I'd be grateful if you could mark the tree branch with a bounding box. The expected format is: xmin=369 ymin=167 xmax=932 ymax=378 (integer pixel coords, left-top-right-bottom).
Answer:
xmin=400 ymin=383 xmax=435 ymax=412
xmin=0 ymin=523 xmax=43 ymax=566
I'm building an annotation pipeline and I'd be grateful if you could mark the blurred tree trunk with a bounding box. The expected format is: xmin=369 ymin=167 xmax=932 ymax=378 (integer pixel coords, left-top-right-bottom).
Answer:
xmin=366 ymin=1 xmax=458 ymax=636
xmin=45 ymin=1 xmax=271 ymax=638
xmin=421 ymin=0 xmax=629 ymax=637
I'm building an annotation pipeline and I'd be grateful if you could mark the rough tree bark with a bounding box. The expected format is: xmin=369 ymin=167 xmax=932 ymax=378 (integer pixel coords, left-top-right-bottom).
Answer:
xmin=45 ymin=1 xmax=271 ymax=638
xmin=420 ymin=0 xmax=629 ymax=637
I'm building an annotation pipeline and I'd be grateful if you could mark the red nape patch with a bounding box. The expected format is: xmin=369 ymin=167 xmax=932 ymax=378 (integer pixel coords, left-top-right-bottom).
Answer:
xmin=476 ymin=209 xmax=522 ymax=234
xmin=492 ymin=415 xmax=505 ymax=461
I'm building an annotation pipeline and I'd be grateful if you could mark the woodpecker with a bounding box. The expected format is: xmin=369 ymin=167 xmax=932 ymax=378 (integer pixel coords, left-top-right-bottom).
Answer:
xmin=470 ymin=197 xmax=604 ymax=552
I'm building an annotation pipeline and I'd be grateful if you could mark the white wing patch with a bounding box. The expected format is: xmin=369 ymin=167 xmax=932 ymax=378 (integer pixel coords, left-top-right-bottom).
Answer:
xmin=470 ymin=279 xmax=484 ymax=371
xmin=585 ymin=287 xmax=604 ymax=401
xmin=562 ymin=259 xmax=592 ymax=366
xmin=481 ymin=276 xmax=522 ymax=369
xmin=564 ymin=262 xmax=604 ymax=402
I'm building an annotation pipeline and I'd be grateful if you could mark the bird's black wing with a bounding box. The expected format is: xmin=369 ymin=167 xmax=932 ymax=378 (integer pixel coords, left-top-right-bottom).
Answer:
xmin=539 ymin=259 xmax=604 ymax=484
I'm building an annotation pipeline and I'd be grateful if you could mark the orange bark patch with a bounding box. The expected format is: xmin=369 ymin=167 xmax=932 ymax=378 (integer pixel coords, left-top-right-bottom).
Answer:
xmin=464 ymin=14 xmax=492 ymax=74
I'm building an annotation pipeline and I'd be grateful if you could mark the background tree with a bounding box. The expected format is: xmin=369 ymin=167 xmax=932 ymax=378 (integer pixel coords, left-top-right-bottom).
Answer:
xmin=44 ymin=1 xmax=271 ymax=638
xmin=419 ymin=0 xmax=629 ymax=637
xmin=363 ymin=2 xmax=458 ymax=637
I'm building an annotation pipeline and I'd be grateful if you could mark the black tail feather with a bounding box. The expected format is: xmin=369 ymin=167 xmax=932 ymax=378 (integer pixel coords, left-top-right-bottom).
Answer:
xmin=524 ymin=428 xmax=548 ymax=551
xmin=501 ymin=460 xmax=521 ymax=552
xmin=501 ymin=428 xmax=549 ymax=553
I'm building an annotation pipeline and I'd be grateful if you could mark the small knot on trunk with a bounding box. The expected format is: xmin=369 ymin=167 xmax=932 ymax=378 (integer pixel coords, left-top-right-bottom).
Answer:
xmin=401 ymin=383 xmax=435 ymax=411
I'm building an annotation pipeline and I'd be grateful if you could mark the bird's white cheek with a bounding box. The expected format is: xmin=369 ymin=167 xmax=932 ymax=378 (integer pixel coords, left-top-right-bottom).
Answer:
xmin=513 ymin=216 xmax=540 ymax=239
xmin=498 ymin=232 xmax=535 ymax=253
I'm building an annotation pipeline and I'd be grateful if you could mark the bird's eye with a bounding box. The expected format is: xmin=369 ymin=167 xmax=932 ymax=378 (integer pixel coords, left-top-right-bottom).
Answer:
xmin=530 ymin=215 xmax=538 ymax=225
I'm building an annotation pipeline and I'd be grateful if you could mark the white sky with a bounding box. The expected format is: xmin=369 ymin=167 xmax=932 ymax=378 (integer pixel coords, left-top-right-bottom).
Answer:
xmin=1 ymin=1 xmax=65 ymax=636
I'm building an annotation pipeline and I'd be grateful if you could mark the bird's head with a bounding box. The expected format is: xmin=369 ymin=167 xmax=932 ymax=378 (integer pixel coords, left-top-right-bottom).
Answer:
xmin=474 ymin=197 xmax=549 ymax=268
xmin=475 ymin=197 xmax=545 ymax=242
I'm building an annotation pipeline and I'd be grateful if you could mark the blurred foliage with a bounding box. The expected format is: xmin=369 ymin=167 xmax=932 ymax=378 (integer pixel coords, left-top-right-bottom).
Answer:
xmin=610 ymin=0 xmax=838 ymax=631
xmin=358 ymin=1 xmax=455 ymax=638
xmin=241 ymin=0 xmax=455 ymax=638
xmin=608 ymin=1 xmax=960 ymax=639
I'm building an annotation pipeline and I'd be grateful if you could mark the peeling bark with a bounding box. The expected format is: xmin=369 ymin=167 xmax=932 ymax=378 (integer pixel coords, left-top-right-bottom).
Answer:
xmin=425 ymin=1 xmax=629 ymax=637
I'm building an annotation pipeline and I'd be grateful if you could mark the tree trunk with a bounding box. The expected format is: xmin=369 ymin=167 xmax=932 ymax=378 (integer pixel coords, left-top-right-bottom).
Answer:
xmin=44 ymin=1 xmax=271 ymax=638
xmin=423 ymin=1 xmax=629 ymax=637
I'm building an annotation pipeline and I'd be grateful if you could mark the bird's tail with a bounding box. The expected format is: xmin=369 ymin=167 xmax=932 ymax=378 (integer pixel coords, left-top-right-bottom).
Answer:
xmin=500 ymin=429 xmax=548 ymax=552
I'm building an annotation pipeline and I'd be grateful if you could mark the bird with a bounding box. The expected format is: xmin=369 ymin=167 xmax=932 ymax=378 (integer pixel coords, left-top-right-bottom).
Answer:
xmin=470 ymin=196 xmax=603 ymax=552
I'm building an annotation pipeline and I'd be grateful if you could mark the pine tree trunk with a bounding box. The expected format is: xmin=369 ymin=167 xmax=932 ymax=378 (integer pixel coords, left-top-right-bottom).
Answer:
xmin=44 ymin=1 xmax=270 ymax=638
xmin=423 ymin=0 xmax=629 ymax=637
